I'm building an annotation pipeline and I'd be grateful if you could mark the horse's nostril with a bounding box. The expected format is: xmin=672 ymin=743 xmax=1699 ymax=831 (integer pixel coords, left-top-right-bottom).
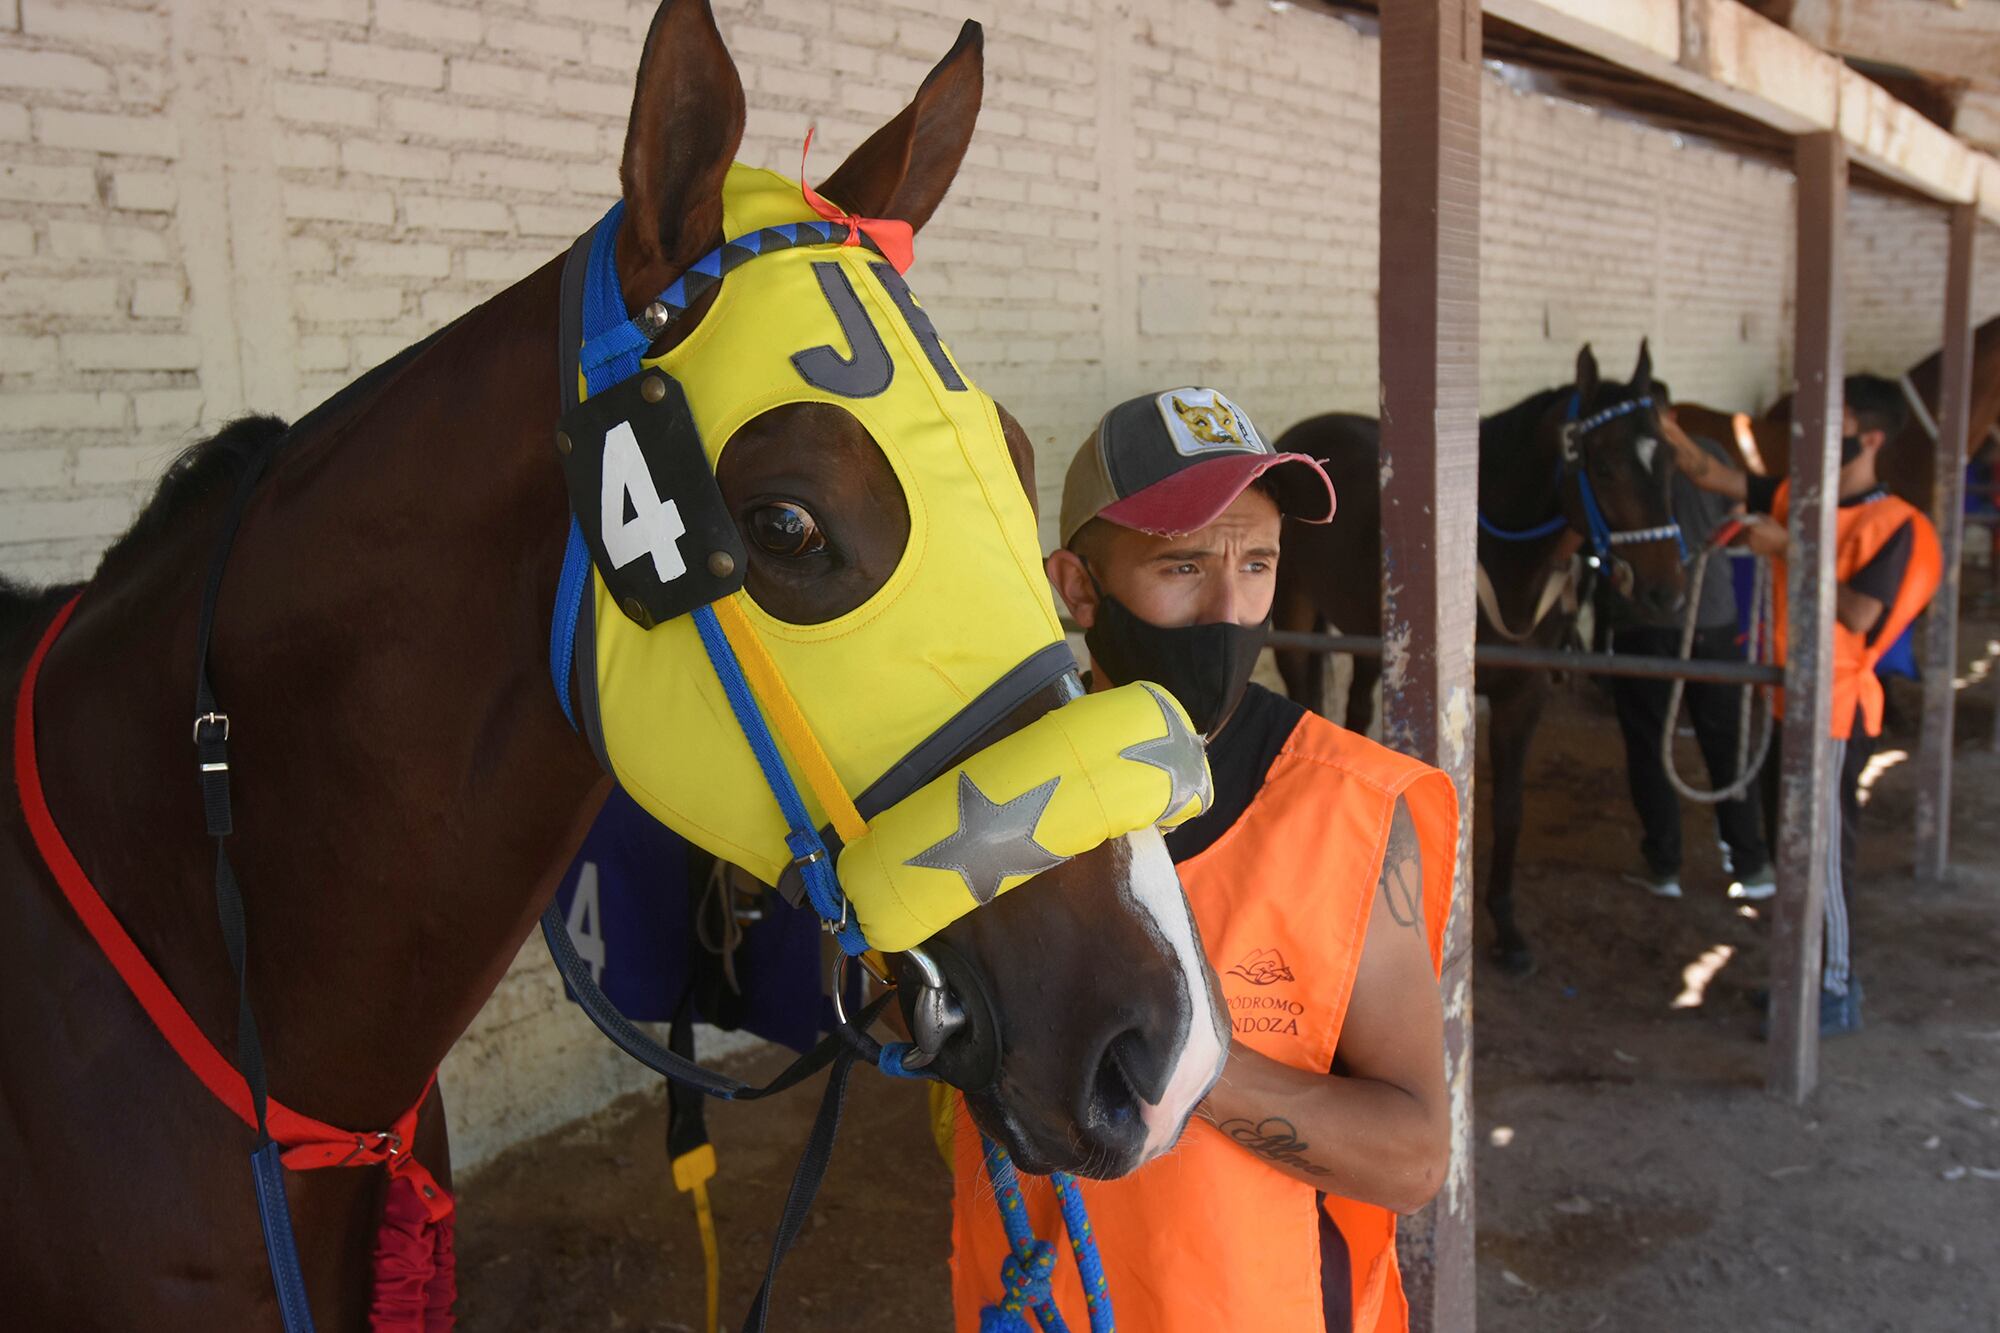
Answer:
xmin=1086 ymin=1030 xmax=1144 ymax=1131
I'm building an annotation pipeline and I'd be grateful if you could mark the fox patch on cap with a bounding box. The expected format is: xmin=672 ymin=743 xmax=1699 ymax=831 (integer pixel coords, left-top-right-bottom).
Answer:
xmin=1157 ymin=388 xmax=1266 ymax=457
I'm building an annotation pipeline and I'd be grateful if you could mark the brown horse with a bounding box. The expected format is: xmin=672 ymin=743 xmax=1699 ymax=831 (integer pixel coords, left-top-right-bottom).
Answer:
xmin=1677 ymin=314 xmax=2000 ymax=507
xmin=0 ymin=5 xmax=1224 ymax=1328
xmin=1273 ymin=343 xmax=1687 ymax=973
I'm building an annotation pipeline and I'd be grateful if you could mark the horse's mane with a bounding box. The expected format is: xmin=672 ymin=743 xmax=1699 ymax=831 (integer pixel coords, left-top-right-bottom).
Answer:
xmin=96 ymin=415 xmax=293 ymax=576
xmin=0 ymin=415 xmax=290 ymax=653
xmin=1480 ymin=385 xmax=1568 ymax=447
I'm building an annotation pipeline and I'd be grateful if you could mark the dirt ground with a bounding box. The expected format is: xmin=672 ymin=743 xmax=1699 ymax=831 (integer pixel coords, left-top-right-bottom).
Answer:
xmin=455 ymin=619 xmax=2000 ymax=1333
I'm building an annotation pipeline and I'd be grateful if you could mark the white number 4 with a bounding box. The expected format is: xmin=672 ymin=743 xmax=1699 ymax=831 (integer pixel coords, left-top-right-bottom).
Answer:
xmin=567 ymin=861 xmax=608 ymax=987
xmin=600 ymin=420 xmax=687 ymax=583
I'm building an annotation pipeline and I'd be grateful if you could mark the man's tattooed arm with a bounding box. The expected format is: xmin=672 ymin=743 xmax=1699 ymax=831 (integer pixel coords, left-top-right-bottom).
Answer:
xmin=1214 ymin=1116 xmax=1333 ymax=1176
xmin=1196 ymin=795 xmax=1452 ymax=1211
xmin=1380 ymin=799 xmax=1423 ymax=933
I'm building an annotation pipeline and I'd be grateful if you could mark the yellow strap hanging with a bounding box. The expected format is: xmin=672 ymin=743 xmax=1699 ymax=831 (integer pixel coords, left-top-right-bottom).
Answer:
xmin=712 ymin=596 xmax=869 ymax=844
xmin=672 ymin=1143 xmax=721 ymax=1333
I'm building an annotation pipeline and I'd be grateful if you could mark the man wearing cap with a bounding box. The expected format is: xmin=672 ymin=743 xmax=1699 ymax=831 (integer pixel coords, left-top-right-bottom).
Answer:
xmin=947 ymin=388 xmax=1461 ymax=1333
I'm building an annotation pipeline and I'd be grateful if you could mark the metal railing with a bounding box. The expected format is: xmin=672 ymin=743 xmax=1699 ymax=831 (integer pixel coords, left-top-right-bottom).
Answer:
xmin=1263 ymin=629 xmax=1786 ymax=686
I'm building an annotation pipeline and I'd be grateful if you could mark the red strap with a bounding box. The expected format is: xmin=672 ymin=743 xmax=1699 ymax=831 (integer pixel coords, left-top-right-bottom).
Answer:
xmin=799 ymin=128 xmax=915 ymax=274
xmin=15 ymin=595 xmax=450 ymax=1223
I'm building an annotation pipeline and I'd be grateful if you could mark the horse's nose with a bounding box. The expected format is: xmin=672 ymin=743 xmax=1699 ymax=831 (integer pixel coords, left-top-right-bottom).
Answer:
xmin=1643 ymin=582 xmax=1683 ymax=619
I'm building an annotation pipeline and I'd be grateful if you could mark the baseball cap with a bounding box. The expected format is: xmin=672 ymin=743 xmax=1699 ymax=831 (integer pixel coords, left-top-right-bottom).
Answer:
xmin=1057 ymin=387 xmax=1336 ymax=547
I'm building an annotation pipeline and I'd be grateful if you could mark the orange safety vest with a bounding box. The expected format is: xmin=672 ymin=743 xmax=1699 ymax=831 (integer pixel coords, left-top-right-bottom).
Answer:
xmin=1769 ymin=482 xmax=1944 ymax=739
xmin=948 ymin=711 xmax=1459 ymax=1333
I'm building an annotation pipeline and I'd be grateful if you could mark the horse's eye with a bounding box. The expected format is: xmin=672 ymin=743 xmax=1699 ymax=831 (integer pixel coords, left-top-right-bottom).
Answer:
xmin=747 ymin=502 xmax=826 ymax=557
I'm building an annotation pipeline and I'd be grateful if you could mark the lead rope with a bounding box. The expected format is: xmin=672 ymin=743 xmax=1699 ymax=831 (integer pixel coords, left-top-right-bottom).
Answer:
xmin=978 ymin=1137 xmax=1115 ymax=1333
xmin=1659 ymin=543 xmax=1775 ymax=804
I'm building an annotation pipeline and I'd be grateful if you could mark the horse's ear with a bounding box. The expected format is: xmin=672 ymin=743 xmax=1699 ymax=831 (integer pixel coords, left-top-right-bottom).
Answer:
xmin=618 ymin=0 xmax=745 ymax=304
xmin=1632 ymin=339 xmax=1654 ymax=394
xmin=816 ymin=20 xmax=983 ymax=234
xmin=1575 ymin=343 xmax=1600 ymax=408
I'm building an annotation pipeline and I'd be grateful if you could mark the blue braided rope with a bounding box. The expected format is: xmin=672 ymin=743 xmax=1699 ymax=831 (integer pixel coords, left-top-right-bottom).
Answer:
xmin=981 ymin=1137 xmax=1070 ymax=1333
xmin=979 ymin=1137 xmax=1115 ymax=1333
xmin=1051 ymin=1173 xmax=1114 ymax=1331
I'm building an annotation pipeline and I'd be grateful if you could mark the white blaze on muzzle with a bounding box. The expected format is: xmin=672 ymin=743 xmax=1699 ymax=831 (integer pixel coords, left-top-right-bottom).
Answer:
xmin=557 ymin=164 xmax=1212 ymax=954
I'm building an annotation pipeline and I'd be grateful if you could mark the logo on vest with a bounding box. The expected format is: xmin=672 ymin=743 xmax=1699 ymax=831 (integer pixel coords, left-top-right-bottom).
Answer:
xmin=1227 ymin=947 xmax=1295 ymax=986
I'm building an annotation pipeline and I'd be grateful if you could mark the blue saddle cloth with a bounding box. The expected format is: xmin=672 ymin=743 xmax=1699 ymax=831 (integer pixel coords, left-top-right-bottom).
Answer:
xmin=551 ymin=786 xmax=840 ymax=1056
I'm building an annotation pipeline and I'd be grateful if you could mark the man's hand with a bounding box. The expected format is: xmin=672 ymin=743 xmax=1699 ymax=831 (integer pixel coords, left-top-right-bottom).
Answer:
xmin=1740 ymin=513 xmax=1790 ymax=560
xmin=1195 ymin=799 xmax=1448 ymax=1214
xmin=1660 ymin=409 xmax=1749 ymax=502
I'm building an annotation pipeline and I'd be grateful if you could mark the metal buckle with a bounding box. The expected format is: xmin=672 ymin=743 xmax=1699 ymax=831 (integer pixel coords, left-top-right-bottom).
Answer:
xmin=192 ymin=711 xmax=230 ymax=743
xmin=334 ymin=1130 xmax=402 ymax=1168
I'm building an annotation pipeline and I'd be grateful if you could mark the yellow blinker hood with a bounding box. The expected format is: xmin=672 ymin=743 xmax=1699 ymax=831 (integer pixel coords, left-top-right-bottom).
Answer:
xmin=574 ymin=164 xmax=1211 ymax=951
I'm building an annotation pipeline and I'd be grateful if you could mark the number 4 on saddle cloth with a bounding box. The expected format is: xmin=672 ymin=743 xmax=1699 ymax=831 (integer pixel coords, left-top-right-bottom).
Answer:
xmin=552 ymin=785 xmax=855 ymax=1055
xmin=552 ymin=785 xmax=861 ymax=1333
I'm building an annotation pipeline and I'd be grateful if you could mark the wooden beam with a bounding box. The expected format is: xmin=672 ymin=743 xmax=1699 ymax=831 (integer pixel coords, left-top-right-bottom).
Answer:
xmin=1378 ymin=1 xmax=1481 ymax=1326
xmin=1954 ymin=87 xmax=2000 ymax=158
xmin=1770 ymin=130 xmax=1846 ymax=1104
xmin=1836 ymin=65 xmax=1979 ymax=203
xmin=1793 ymin=0 xmax=2000 ymax=89
xmin=1484 ymin=0 xmax=2000 ymax=221
xmin=1915 ymin=202 xmax=1977 ymax=882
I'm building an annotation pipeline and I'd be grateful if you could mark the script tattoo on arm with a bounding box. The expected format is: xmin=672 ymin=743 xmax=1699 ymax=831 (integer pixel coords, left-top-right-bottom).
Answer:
xmin=1380 ymin=799 xmax=1423 ymax=934
xmin=1215 ymin=1116 xmax=1334 ymax=1177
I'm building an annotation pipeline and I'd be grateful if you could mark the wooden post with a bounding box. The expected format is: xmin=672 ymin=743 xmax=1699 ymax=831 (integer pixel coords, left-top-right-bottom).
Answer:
xmin=1378 ymin=1 xmax=1481 ymax=1326
xmin=1769 ymin=131 xmax=1845 ymax=1104
xmin=1915 ymin=203 xmax=1977 ymax=881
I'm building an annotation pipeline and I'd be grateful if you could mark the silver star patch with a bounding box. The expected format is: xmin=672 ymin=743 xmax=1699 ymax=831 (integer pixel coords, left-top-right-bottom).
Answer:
xmin=904 ymin=772 xmax=1067 ymax=905
xmin=1120 ymin=684 xmax=1212 ymax=823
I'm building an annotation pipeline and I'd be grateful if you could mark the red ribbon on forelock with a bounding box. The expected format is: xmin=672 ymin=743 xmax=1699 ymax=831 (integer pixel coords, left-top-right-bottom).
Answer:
xmin=800 ymin=128 xmax=914 ymax=274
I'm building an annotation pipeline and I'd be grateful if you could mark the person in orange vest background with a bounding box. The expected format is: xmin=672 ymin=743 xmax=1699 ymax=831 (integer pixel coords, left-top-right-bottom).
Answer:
xmin=948 ymin=387 xmax=1461 ymax=1333
xmin=1661 ymin=374 xmax=1943 ymax=1036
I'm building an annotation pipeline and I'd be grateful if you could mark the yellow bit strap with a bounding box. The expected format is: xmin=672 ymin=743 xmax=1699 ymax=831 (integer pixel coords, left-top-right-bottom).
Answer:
xmin=712 ymin=596 xmax=869 ymax=845
xmin=672 ymin=1145 xmax=721 ymax=1333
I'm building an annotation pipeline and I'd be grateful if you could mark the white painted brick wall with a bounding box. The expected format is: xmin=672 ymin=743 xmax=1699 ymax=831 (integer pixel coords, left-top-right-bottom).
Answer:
xmin=4 ymin=0 xmax=1995 ymax=1168
xmin=1845 ymin=189 xmax=2000 ymax=379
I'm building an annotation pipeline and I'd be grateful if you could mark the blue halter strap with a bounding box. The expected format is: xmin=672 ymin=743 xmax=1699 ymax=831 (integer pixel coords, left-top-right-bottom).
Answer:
xmin=1477 ymin=391 xmax=1686 ymax=560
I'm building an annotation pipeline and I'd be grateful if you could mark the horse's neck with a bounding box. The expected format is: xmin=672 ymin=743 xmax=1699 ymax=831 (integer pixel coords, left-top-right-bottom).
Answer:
xmin=1477 ymin=401 xmax=1565 ymax=551
xmin=34 ymin=257 xmax=609 ymax=1131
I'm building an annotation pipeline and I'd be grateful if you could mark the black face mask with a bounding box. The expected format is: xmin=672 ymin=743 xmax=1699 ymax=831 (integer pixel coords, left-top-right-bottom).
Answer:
xmin=1082 ymin=579 xmax=1268 ymax=737
xmin=1840 ymin=434 xmax=1863 ymax=466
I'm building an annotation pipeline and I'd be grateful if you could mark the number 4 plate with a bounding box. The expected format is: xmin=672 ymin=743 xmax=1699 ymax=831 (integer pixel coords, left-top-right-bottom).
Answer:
xmin=557 ymin=371 xmax=747 ymax=629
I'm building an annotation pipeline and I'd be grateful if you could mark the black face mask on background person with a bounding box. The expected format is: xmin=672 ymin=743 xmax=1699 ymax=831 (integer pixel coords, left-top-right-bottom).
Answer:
xmin=1082 ymin=576 xmax=1268 ymax=737
xmin=1841 ymin=433 xmax=1863 ymax=466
